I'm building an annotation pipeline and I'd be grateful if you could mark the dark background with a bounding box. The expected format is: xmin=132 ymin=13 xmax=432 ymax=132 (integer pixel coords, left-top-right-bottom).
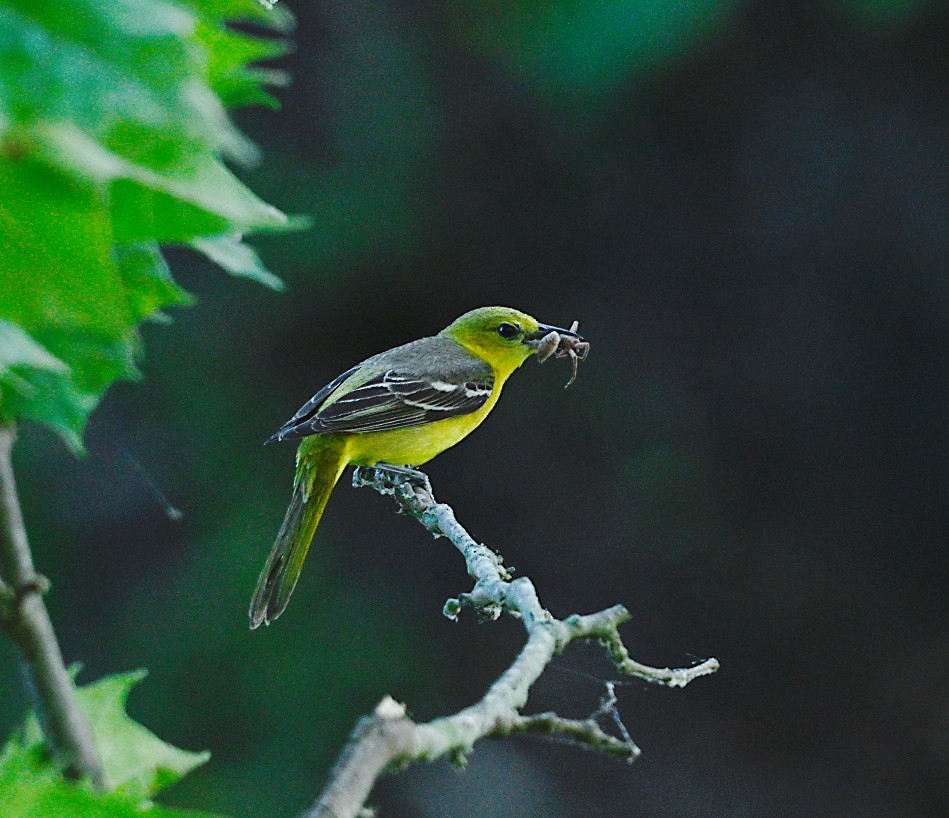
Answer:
xmin=2 ymin=0 xmax=947 ymax=815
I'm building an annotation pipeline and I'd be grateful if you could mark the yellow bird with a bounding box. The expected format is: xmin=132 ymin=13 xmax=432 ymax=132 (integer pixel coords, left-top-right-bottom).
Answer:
xmin=249 ymin=306 xmax=585 ymax=628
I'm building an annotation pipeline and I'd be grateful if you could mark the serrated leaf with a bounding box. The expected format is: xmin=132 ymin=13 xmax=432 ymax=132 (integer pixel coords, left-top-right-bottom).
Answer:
xmin=0 ymin=320 xmax=69 ymax=405
xmin=0 ymin=0 xmax=240 ymax=171
xmin=38 ymin=125 xmax=289 ymax=240
xmin=80 ymin=670 xmax=210 ymax=798
xmin=18 ymin=670 xmax=210 ymax=800
xmin=196 ymin=20 xmax=290 ymax=109
xmin=114 ymin=243 xmax=195 ymax=323
xmin=1 ymin=670 xmax=225 ymax=817
xmin=0 ymin=321 xmax=67 ymax=374
xmin=191 ymin=233 xmax=284 ymax=290
xmin=0 ymin=159 xmax=193 ymax=449
xmin=0 ymin=157 xmax=132 ymax=449
xmin=1 ymin=0 xmax=294 ymax=236
xmin=107 ymin=156 xmax=290 ymax=242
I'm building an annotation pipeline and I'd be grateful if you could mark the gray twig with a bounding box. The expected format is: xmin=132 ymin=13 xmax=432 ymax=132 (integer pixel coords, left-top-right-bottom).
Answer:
xmin=303 ymin=466 xmax=719 ymax=818
xmin=0 ymin=425 xmax=104 ymax=786
xmin=495 ymin=710 xmax=639 ymax=760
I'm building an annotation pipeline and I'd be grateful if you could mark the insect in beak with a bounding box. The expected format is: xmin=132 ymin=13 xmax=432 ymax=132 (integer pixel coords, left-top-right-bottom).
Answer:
xmin=524 ymin=321 xmax=590 ymax=387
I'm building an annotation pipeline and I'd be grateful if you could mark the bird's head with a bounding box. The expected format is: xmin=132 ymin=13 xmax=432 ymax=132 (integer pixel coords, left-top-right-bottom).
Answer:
xmin=439 ymin=306 xmax=584 ymax=377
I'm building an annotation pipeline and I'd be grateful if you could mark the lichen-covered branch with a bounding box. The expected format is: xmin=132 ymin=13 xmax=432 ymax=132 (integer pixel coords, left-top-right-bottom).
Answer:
xmin=0 ymin=425 xmax=104 ymax=786
xmin=303 ymin=466 xmax=719 ymax=818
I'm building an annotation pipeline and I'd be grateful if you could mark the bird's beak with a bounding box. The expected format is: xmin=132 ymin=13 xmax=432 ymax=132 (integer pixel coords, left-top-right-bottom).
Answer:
xmin=523 ymin=322 xmax=585 ymax=347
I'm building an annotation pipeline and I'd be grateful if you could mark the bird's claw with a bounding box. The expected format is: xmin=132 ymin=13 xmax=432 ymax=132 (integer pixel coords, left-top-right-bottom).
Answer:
xmin=355 ymin=464 xmax=434 ymax=501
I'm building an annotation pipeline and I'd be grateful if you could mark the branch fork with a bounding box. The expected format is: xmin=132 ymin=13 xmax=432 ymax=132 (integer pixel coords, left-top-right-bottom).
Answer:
xmin=305 ymin=466 xmax=719 ymax=818
xmin=0 ymin=572 xmax=51 ymax=625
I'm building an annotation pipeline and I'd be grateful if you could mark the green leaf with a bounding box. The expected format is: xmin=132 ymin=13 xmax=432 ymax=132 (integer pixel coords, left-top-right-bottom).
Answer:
xmin=0 ymin=320 xmax=68 ymax=408
xmin=18 ymin=670 xmax=210 ymax=799
xmin=0 ymin=157 xmax=132 ymax=449
xmin=192 ymin=233 xmax=284 ymax=290
xmin=184 ymin=0 xmax=294 ymax=29
xmin=0 ymin=740 xmax=223 ymax=818
xmin=1 ymin=670 xmax=224 ymax=817
xmin=0 ymin=347 xmax=129 ymax=452
xmin=0 ymin=157 xmax=127 ymax=336
xmin=0 ymin=158 xmax=198 ymax=450
xmin=0 ymin=1 xmax=242 ymax=171
xmin=39 ymin=125 xmax=289 ymax=243
xmin=115 ymin=243 xmax=195 ymax=323
xmin=0 ymin=321 xmax=67 ymax=375
xmin=80 ymin=670 xmax=210 ymax=798
xmin=195 ymin=18 xmax=290 ymax=109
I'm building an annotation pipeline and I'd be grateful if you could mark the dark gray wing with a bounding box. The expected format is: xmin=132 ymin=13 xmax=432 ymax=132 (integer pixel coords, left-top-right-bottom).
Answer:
xmin=266 ymin=366 xmax=359 ymax=443
xmin=269 ymin=336 xmax=494 ymax=440
xmin=312 ymin=369 xmax=494 ymax=434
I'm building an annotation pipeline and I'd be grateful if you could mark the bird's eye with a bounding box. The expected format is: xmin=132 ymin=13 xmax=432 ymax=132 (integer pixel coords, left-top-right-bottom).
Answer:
xmin=496 ymin=322 xmax=519 ymax=340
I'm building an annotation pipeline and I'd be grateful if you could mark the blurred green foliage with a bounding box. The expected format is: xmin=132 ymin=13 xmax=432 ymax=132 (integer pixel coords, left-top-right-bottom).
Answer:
xmin=450 ymin=0 xmax=739 ymax=100
xmin=0 ymin=0 xmax=294 ymax=450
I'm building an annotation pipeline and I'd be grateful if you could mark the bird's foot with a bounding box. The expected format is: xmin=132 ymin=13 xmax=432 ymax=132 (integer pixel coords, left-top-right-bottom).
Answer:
xmin=353 ymin=464 xmax=434 ymax=500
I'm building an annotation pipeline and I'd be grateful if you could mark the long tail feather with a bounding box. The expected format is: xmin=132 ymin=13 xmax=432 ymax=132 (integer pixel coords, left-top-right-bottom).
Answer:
xmin=249 ymin=439 xmax=348 ymax=628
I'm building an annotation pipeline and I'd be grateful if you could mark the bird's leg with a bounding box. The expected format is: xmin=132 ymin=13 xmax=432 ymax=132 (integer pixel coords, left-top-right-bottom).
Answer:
xmin=353 ymin=463 xmax=434 ymax=499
